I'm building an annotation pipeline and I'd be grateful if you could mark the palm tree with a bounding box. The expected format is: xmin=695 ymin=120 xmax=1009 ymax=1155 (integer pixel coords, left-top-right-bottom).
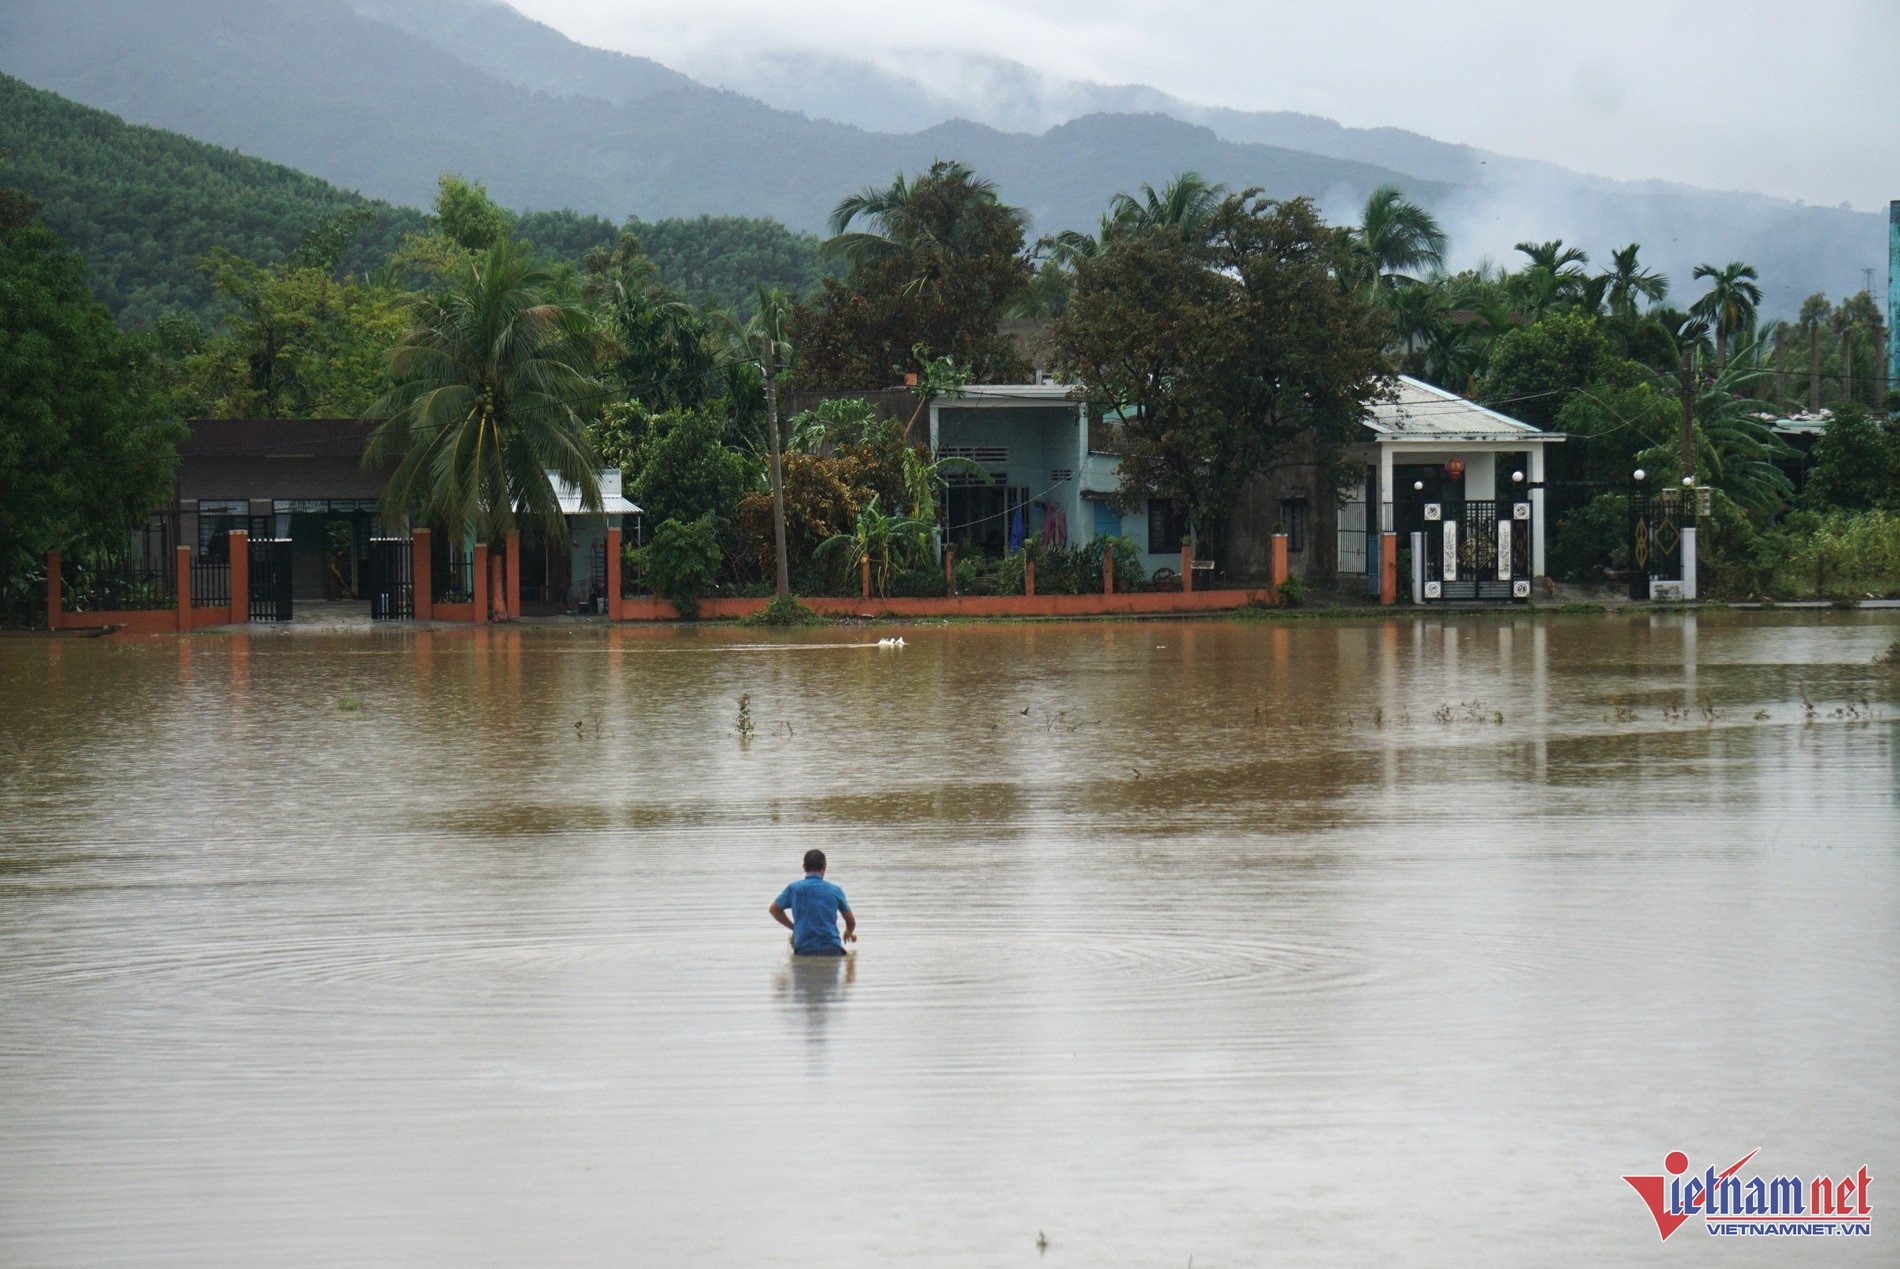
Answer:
xmin=822 ymin=160 xmax=1029 ymax=291
xmin=1107 ymin=171 xmax=1229 ymax=240
xmin=1640 ymin=346 xmax=1793 ymax=515
xmin=1353 ymin=185 xmax=1448 ymax=287
xmin=366 ymin=239 xmax=609 ymax=611
xmin=814 ymin=496 xmax=932 ymax=597
xmin=740 ymin=284 xmax=796 ymax=598
xmin=1601 ymin=243 xmax=1668 ymax=318
xmin=1508 ymin=239 xmax=1591 ymax=318
xmin=1689 ymin=261 xmax=1762 ymax=370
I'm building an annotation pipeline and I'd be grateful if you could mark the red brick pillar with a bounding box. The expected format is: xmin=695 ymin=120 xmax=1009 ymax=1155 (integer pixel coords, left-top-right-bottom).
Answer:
xmin=411 ymin=528 xmax=433 ymax=621
xmin=944 ymin=548 xmax=955 ymax=597
xmin=1269 ymin=533 xmax=1288 ymax=603
xmin=860 ymin=555 xmax=871 ymax=599
xmin=1024 ymin=554 xmax=1036 ymax=598
xmin=605 ymin=526 xmax=623 ymax=620
xmin=175 ymin=545 xmax=191 ymax=633
xmin=46 ymin=549 xmax=61 ymax=630
xmin=1380 ymin=533 xmax=1399 ymax=606
xmin=228 ymin=531 xmax=249 ymax=624
xmin=1104 ymin=545 xmax=1115 ymax=595
xmin=503 ymin=531 xmax=520 ymax=620
xmin=473 ymin=542 xmax=490 ymax=623
xmin=1180 ymin=542 xmax=1193 ymax=593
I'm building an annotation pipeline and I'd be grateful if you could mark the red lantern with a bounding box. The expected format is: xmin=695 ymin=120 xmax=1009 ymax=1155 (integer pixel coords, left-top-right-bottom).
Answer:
xmin=1444 ymin=457 xmax=1465 ymax=480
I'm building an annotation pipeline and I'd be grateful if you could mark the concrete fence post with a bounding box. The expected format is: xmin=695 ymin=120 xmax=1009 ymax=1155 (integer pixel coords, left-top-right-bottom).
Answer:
xmin=1379 ymin=533 xmax=1398 ymax=606
xmin=503 ymin=531 xmax=520 ymax=620
xmin=605 ymin=525 xmax=623 ymax=620
xmin=944 ymin=548 xmax=956 ymax=597
xmin=860 ymin=556 xmax=871 ymax=600
xmin=1180 ymin=542 xmax=1193 ymax=593
xmin=46 ymin=549 xmax=61 ymax=630
xmin=1024 ymin=554 xmax=1036 ymax=598
xmin=228 ymin=531 xmax=249 ymax=624
xmin=175 ymin=545 xmax=191 ymax=632
xmin=411 ymin=527 xmax=433 ymax=622
xmin=1681 ymin=525 xmax=1698 ymax=601
xmin=1269 ymin=533 xmax=1289 ymax=602
xmin=1103 ymin=546 xmax=1114 ymax=595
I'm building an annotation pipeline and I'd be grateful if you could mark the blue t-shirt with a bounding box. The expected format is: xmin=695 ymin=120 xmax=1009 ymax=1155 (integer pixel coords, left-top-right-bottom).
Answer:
xmin=775 ymin=874 xmax=850 ymax=954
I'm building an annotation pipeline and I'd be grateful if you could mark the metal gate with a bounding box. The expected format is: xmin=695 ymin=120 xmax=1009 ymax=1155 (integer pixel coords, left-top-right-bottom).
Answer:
xmin=365 ymin=537 xmax=413 ymax=620
xmin=249 ymin=538 xmax=293 ymax=622
xmin=1419 ymin=500 xmax=1533 ymax=603
xmin=1629 ymin=486 xmax=1693 ymax=600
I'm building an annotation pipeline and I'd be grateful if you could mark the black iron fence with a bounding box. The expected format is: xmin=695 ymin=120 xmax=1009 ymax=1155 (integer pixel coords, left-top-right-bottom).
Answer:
xmin=1417 ymin=499 xmax=1534 ymax=602
xmin=365 ymin=537 xmax=413 ymax=620
xmin=250 ymin=539 xmax=293 ymax=622
xmin=432 ymin=553 xmax=475 ymax=605
xmin=1 ymin=561 xmax=48 ymax=629
xmin=60 ymin=552 xmax=177 ymax=612
xmin=190 ymin=558 xmax=231 ymax=609
xmin=1629 ymin=485 xmax=1697 ymax=599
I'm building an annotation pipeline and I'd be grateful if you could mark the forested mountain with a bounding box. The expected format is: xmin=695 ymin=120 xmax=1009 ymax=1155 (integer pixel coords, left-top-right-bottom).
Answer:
xmin=0 ymin=75 xmax=825 ymax=322
xmin=0 ymin=0 xmax=1882 ymax=314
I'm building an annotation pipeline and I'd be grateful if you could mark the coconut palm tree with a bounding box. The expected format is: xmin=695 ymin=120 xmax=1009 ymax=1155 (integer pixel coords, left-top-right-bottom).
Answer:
xmin=1353 ymin=185 xmax=1449 ymax=287
xmin=1601 ymin=243 xmax=1669 ymax=318
xmin=1508 ymin=239 xmax=1592 ymax=317
xmin=1689 ymin=261 xmax=1763 ymax=370
xmin=366 ymin=239 xmax=609 ymax=611
xmin=1107 ymin=171 xmax=1229 ymax=240
xmin=822 ymin=160 xmax=1029 ymax=291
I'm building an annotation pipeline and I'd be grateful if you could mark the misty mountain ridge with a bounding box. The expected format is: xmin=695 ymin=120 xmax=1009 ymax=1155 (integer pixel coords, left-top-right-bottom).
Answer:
xmin=0 ymin=0 xmax=1881 ymax=315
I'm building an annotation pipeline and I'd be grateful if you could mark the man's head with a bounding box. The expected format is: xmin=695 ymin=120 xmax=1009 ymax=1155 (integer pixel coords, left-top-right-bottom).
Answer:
xmin=803 ymin=848 xmax=826 ymax=875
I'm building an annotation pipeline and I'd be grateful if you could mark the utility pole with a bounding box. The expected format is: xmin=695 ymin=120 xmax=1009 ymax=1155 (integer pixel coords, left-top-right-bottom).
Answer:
xmin=1679 ymin=347 xmax=1696 ymax=480
xmin=1774 ymin=325 xmax=1788 ymax=411
xmin=761 ymin=333 xmax=790 ymax=599
xmin=1809 ymin=320 xmax=1822 ymax=411
xmin=1841 ymin=328 xmax=1854 ymax=406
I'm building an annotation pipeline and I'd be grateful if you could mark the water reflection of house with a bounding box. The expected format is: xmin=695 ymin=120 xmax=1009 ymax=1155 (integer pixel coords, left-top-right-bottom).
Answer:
xmin=928 ymin=376 xmax=1561 ymax=597
xmin=169 ymin=419 xmax=638 ymax=612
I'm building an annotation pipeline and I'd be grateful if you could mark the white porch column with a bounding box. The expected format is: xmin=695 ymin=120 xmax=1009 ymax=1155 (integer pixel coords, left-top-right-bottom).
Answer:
xmin=1076 ymin=402 xmax=1089 ymax=540
xmin=1529 ymin=445 xmax=1547 ymax=578
xmin=1377 ymin=446 xmax=1394 ymax=530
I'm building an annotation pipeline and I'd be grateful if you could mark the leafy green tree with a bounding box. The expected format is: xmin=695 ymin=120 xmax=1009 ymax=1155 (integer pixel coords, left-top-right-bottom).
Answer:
xmin=180 ymin=222 xmax=406 ymax=418
xmin=624 ymin=407 xmax=758 ymax=531
xmin=1803 ymin=406 xmax=1899 ymax=511
xmin=0 ymin=200 xmax=182 ymax=585
xmin=1052 ymin=194 xmax=1389 ymax=566
xmin=366 ymin=239 xmax=609 ymax=599
xmin=631 ymin=514 xmax=723 ymax=617
xmin=1474 ymin=312 xmax=1616 ymax=429
xmin=792 ymin=161 xmax=1031 ymax=390
xmin=1508 ymin=240 xmax=1592 ymax=318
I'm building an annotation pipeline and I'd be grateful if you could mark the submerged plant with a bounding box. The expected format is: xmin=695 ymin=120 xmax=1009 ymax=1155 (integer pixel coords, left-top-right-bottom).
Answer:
xmin=736 ymin=693 xmax=755 ymax=742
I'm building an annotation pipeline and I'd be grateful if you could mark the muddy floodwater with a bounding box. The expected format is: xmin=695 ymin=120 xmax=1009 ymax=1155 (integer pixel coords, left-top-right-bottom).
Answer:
xmin=1 ymin=612 xmax=1896 ymax=1265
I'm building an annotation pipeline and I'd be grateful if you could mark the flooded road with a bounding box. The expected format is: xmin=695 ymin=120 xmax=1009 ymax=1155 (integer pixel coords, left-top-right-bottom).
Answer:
xmin=1 ymin=612 xmax=1895 ymax=1265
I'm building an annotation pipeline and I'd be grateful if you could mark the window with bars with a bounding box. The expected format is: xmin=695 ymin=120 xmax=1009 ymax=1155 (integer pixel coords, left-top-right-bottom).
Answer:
xmin=1279 ymin=498 xmax=1309 ymax=554
xmin=1147 ymin=498 xmax=1186 ymax=553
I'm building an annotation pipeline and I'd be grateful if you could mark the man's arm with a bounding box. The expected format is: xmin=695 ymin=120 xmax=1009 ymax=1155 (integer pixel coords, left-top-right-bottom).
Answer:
xmin=769 ymin=902 xmax=794 ymax=931
xmin=841 ymin=907 xmax=857 ymax=943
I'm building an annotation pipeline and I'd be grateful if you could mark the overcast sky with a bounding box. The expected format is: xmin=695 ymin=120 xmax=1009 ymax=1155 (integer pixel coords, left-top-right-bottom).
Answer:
xmin=509 ymin=0 xmax=1898 ymax=211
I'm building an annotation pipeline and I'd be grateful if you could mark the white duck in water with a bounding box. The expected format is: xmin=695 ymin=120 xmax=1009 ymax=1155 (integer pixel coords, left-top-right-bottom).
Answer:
xmin=875 ymin=637 xmax=907 ymax=648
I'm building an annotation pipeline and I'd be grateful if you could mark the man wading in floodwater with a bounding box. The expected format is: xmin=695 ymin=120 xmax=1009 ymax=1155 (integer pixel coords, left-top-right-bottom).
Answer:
xmin=770 ymin=849 xmax=857 ymax=956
